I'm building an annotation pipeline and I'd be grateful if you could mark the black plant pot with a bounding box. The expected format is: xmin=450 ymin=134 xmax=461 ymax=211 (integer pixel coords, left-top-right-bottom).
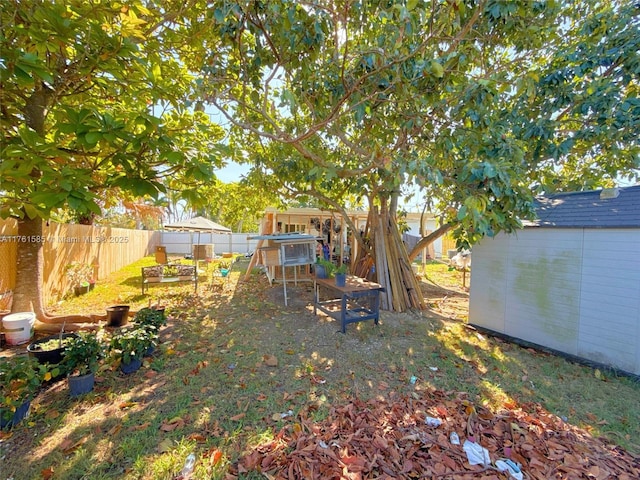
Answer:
xmin=68 ymin=372 xmax=95 ymax=397
xmin=120 ymin=357 xmax=142 ymax=375
xmin=0 ymin=400 xmax=30 ymax=430
xmin=106 ymin=305 xmax=130 ymax=327
xmin=27 ymin=333 xmax=79 ymax=365
xmin=152 ymin=306 xmax=166 ymax=322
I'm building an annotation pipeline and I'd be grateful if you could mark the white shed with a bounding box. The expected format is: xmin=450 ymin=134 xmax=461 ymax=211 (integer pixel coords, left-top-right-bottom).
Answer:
xmin=469 ymin=185 xmax=640 ymax=376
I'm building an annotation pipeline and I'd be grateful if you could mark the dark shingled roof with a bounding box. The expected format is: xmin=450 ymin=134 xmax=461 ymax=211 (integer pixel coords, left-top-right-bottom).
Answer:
xmin=526 ymin=185 xmax=640 ymax=228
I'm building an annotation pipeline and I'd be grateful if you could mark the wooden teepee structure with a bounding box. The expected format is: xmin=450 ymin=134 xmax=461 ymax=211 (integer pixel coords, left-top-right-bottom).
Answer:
xmin=351 ymin=205 xmax=425 ymax=312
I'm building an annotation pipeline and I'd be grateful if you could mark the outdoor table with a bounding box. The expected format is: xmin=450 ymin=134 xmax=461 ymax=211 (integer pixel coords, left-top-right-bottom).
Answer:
xmin=313 ymin=275 xmax=385 ymax=333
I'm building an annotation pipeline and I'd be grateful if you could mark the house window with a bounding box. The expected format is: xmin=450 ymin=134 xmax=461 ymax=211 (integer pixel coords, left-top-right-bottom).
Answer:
xmin=284 ymin=223 xmax=306 ymax=233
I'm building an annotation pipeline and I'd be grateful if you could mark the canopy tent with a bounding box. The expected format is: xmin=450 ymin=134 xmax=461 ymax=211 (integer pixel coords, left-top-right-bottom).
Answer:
xmin=163 ymin=216 xmax=231 ymax=234
xmin=164 ymin=216 xmax=231 ymax=261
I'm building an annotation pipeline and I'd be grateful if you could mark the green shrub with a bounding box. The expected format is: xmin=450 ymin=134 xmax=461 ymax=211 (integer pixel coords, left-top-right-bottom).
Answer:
xmin=62 ymin=331 xmax=105 ymax=376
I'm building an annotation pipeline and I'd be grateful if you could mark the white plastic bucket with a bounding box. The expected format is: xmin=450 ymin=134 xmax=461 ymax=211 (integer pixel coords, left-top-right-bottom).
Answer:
xmin=2 ymin=312 xmax=36 ymax=345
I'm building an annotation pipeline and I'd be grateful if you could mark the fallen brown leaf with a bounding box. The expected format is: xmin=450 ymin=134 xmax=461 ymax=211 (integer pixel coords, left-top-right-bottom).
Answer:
xmin=130 ymin=422 xmax=151 ymax=431
xmin=263 ymin=354 xmax=278 ymax=367
xmin=157 ymin=438 xmax=173 ymax=453
xmin=45 ymin=410 xmax=60 ymax=420
xmin=41 ymin=466 xmax=54 ymax=480
xmin=160 ymin=416 xmax=184 ymax=432
xmin=60 ymin=437 xmax=88 ymax=455
xmin=187 ymin=433 xmax=207 ymax=443
xmin=228 ymin=388 xmax=640 ymax=479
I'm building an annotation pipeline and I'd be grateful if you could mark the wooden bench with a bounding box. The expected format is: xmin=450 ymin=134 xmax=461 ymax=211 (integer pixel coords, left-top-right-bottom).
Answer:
xmin=141 ymin=264 xmax=198 ymax=294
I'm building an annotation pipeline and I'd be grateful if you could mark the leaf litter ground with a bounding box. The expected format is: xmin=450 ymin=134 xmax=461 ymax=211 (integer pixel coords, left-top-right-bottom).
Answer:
xmin=1 ymin=259 xmax=638 ymax=479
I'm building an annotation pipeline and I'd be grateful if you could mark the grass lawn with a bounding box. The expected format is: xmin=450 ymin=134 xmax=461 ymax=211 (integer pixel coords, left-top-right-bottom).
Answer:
xmin=1 ymin=257 xmax=638 ymax=479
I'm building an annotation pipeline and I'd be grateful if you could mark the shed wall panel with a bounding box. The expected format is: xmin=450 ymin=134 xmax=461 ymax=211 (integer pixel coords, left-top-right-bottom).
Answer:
xmin=468 ymin=235 xmax=509 ymax=333
xmin=577 ymin=230 xmax=640 ymax=373
xmin=470 ymin=227 xmax=640 ymax=376
xmin=503 ymin=229 xmax=582 ymax=355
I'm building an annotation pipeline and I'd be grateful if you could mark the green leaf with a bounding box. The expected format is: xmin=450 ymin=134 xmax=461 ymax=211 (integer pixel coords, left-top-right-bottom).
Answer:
xmin=151 ymin=63 xmax=162 ymax=81
xmin=23 ymin=203 xmax=40 ymax=219
xmin=162 ymin=151 xmax=184 ymax=163
xmin=483 ymin=163 xmax=497 ymax=178
xmin=214 ymin=8 xmax=225 ymax=23
xmin=85 ymin=132 xmax=102 ymax=146
xmin=430 ymin=60 xmax=444 ymax=79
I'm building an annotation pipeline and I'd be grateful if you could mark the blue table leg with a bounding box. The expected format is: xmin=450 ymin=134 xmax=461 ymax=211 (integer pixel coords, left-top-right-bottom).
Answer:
xmin=341 ymin=293 xmax=348 ymax=333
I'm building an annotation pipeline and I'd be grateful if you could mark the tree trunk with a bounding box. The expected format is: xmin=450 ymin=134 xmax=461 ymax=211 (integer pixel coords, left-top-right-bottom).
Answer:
xmin=10 ymin=83 xmax=100 ymax=328
xmin=12 ymin=217 xmax=46 ymax=315
xmin=353 ymin=205 xmax=425 ymax=312
xmin=12 ymin=217 xmax=103 ymax=328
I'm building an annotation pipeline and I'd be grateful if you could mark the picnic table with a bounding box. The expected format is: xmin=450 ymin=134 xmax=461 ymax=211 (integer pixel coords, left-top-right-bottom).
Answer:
xmin=313 ymin=275 xmax=385 ymax=333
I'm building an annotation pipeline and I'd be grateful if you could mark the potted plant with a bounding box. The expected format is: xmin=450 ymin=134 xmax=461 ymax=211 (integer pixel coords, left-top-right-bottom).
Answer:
xmin=65 ymin=262 xmax=93 ymax=296
xmin=109 ymin=325 xmax=157 ymax=374
xmin=62 ymin=331 xmax=105 ymax=396
xmin=105 ymin=305 xmax=130 ymax=327
xmin=316 ymin=259 xmax=336 ymax=279
xmin=1 ymin=356 xmax=52 ymax=428
xmin=28 ymin=332 xmax=79 ymax=370
xmin=335 ymin=264 xmax=348 ymax=287
xmin=217 ymin=260 xmax=231 ymax=277
xmin=132 ymin=307 xmax=166 ymax=330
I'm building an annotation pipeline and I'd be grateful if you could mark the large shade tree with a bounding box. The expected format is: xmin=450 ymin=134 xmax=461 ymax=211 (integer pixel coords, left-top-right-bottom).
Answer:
xmin=195 ymin=175 xmax=284 ymax=233
xmin=409 ymin=0 xmax=640 ymax=258
xmin=0 ymin=1 xmax=225 ymax=320
xmin=3 ymin=0 xmax=638 ymax=316
xmin=187 ymin=0 xmax=638 ymax=311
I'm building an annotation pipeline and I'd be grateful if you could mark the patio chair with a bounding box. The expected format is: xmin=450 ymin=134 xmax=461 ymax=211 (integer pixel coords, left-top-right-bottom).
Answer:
xmin=210 ymin=257 xmax=237 ymax=290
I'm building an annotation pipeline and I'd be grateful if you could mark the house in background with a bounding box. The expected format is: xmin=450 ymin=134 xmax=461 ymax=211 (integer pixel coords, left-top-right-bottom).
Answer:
xmin=259 ymin=207 xmax=445 ymax=262
xmin=469 ymin=185 xmax=640 ymax=376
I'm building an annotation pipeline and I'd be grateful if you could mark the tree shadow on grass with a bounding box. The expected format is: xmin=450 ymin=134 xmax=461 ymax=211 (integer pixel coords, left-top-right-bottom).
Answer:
xmin=5 ymin=266 xmax=638 ymax=479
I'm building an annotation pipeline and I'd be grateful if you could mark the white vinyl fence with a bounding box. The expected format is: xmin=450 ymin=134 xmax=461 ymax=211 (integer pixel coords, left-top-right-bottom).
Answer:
xmin=160 ymin=231 xmax=259 ymax=257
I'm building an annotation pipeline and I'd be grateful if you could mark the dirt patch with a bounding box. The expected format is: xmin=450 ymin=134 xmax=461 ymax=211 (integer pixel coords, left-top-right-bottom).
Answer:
xmin=262 ymin=275 xmax=469 ymax=322
xmin=419 ymin=278 xmax=469 ymax=322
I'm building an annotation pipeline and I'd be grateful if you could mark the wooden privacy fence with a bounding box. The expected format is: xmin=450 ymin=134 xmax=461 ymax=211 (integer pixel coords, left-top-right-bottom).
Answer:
xmin=441 ymin=234 xmax=458 ymax=256
xmin=0 ymin=219 xmax=160 ymax=308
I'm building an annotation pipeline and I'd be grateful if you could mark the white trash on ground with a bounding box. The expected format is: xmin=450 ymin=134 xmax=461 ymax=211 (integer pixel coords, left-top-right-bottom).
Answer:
xmin=462 ymin=439 xmax=491 ymax=466
xmin=496 ymin=459 xmax=524 ymax=480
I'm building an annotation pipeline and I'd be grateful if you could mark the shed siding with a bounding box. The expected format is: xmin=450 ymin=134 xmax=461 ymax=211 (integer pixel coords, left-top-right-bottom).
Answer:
xmin=577 ymin=230 xmax=640 ymax=372
xmin=470 ymin=227 xmax=640 ymax=376
xmin=468 ymin=235 xmax=508 ymax=332
xmin=503 ymin=229 xmax=582 ymax=354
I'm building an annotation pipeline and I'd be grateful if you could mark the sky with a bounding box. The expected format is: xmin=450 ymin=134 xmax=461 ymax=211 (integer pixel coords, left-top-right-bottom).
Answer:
xmin=215 ymin=161 xmax=251 ymax=183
